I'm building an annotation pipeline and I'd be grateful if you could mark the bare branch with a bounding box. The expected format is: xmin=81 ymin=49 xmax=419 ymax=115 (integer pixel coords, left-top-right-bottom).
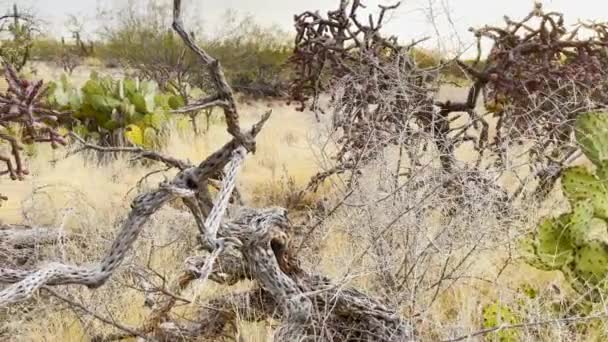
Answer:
xmin=172 ymin=0 xmax=255 ymax=152
xmin=68 ymin=132 xmax=190 ymax=170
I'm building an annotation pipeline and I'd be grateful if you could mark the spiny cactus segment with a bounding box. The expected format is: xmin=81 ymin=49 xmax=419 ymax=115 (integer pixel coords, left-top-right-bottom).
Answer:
xmin=525 ymin=112 xmax=608 ymax=300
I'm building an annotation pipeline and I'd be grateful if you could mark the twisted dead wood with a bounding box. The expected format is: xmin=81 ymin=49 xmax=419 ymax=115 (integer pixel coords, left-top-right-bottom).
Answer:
xmin=0 ymin=53 xmax=270 ymax=300
xmin=0 ymin=224 xmax=69 ymax=248
xmin=171 ymin=0 xmax=255 ymax=153
xmin=0 ymin=145 xmax=235 ymax=305
xmin=103 ymin=205 xmax=410 ymax=341
xmin=1 ymin=2 xmax=412 ymax=340
xmin=143 ymin=206 xmax=412 ymax=341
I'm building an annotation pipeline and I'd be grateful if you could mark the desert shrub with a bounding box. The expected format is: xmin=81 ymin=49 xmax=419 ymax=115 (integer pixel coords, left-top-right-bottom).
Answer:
xmin=435 ymin=4 xmax=608 ymax=202
xmin=441 ymin=58 xmax=487 ymax=80
xmin=410 ymin=49 xmax=487 ymax=81
xmin=31 ymin=14 xmax=96 ymax=64
xmin=291 ymin=1 xmax=440 ymax=191
xmin=30 ymin=38 xmax=87 ymax=75
xmin=30 ymin=38 xmax=65 ymax=61
xmin=56 ymin=39 xmax=82 ymax=75
xmin=0 ymin=4 xmax=37 ymax=71
xmin=99 ymin=1 xmax=292 ymax=99
xmin=411 ymin=48 xmax=441 ymax=69
xmin=293 ymin=2 xmax=608 ymax=208
xmin=100 ymin=15 xmax=201 ymax=96
xmin=47 ymin=72 xmax=185 ymax=148
xmin=204 ymin=16 xmax=292 ymax=98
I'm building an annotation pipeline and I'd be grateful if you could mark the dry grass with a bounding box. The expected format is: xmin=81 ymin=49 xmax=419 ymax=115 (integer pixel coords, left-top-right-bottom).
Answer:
xmin=1 ymin=66 xmax=605 ymax=341
xmin=0 ymin=65 xmax=323 ymax=340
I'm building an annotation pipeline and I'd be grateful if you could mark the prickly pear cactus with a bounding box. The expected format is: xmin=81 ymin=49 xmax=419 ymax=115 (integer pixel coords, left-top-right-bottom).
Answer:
xmin=47 ymin=72 xmax=185 ymax=148
xmin=524 ymin=112 xmax=608 ymax=300
xmin=482 ymin=302 xmax=520 ymax=342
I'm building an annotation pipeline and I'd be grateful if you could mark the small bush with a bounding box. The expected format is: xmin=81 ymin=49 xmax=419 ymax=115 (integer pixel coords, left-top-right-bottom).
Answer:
xmin=99 ymin=2 xmax=292 ymax=98
xmin=30 ymin=38 xmax=64 ymax=61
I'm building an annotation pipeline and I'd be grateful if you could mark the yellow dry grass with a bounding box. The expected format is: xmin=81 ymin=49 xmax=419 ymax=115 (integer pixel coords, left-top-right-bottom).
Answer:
xmin=0 ymin=65 xmax=325 ymax=340
xmin=0 ymin=65 xmax=599 ymax=341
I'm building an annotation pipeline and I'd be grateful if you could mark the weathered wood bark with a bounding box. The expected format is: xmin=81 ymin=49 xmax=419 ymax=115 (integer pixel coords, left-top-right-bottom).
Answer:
xmin=1 ymin=2 xmax=412 ymax=341
xmin=143 ymin=207 xmax=412 ymax=341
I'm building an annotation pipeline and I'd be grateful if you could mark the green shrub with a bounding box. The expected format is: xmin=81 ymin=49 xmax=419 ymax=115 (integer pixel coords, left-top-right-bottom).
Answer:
xmin=204 ymin=17 xmax=292 ymax=97
xmin=411 ymin=48 xmax=441 ymax=69
xmin=410 ymin=48 xmax=487 ymax=81
xmin=99 ymin=2 xmax=292 ymax=98
xmin=482 ymin=302 xmax=521 ymax=341
xmin=30 ymin=38 xmax=65 ymax=61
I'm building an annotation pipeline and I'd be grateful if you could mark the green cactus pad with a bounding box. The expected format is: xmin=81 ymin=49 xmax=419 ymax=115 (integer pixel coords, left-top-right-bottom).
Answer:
xmin=48 ymin=74 xmax=179 ymax=148
xmin=525 ymin=112 xmax=608 ymax=302
xmin=596 ymin=161 xmax=608 ymax=182
xmin=569 ymin=200 xmax=595 ymax=246
xmin=168 ymin=95 xmax=185 ymax=109
xmin=534 ymin=214 xmax=574 ymax=270
xmin=576 ymin=112 xmax=608 ymax=165
xmin=482 ymin=303 xmax=520 ymax=342
xmin=562 ymin=166 xmax=608 ymax=218
xmin=82 ymin=79 xmax=104 ymax=96
xmin=144 ymin=111 xmax=169 ymax=130
xmin=572 ymin=239 xmax=608 ymax=285
xmin=124 ymin=124 xmax=144 ymax=146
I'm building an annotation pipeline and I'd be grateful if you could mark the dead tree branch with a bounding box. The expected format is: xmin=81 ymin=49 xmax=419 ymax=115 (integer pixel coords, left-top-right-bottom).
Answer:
xmin=0 ymin=2 xmax=412 ymax=341
xmin=172 ymin=0 xmax=254 ymax=152
xmin=290 ymin=1 xmax=438 ymax=191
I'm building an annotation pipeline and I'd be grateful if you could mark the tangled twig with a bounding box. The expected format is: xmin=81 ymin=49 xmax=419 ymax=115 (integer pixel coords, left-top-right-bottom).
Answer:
xmin=0 ymin=63 xmax=70 ymax=203
xmin=290 ymin=0 xmax=437 ymax=191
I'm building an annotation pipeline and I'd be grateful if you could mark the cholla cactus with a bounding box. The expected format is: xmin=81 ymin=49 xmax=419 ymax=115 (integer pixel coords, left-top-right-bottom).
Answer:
xmin=0 ymin=4 xmax=36 ymax=72
xmin=0 ymin=63 xmax=69 ymax=202
xmin=525 ymin=112 xmax=608 ymax=300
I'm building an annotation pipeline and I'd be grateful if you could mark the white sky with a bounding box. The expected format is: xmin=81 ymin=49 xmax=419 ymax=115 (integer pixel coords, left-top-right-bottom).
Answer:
xmin=15 ymin=0 xmax=608 ymax=57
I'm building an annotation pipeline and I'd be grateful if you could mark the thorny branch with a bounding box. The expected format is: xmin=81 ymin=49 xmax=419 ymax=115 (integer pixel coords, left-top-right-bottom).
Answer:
xmin=293 ymin=1 xmax=608 ymax=205
xmin=68 ymin=132 xmax=190 ymax=170
xmin=437 ymin=2 xmax=608 ymax=199
xmin=0 ymin=63 xmax=70 ymax=203
xmin=290 ymin=0 xmax=437 ymax=192
xmin=172 ymin=0 xmax=254 ymax=153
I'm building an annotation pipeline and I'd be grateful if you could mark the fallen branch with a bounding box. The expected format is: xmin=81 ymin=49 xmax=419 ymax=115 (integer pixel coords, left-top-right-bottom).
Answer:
xmin=0 ymin=112 xmax=270 ymax=306
xmin=0 ymin=224 xmax=69 ymax=248
xmin=68 ymin=132 xmax=190 ymax=170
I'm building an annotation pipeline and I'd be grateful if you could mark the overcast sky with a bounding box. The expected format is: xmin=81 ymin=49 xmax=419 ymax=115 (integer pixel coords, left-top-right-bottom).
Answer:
xmin=17 ymin=0 xmax=608 ymax=57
